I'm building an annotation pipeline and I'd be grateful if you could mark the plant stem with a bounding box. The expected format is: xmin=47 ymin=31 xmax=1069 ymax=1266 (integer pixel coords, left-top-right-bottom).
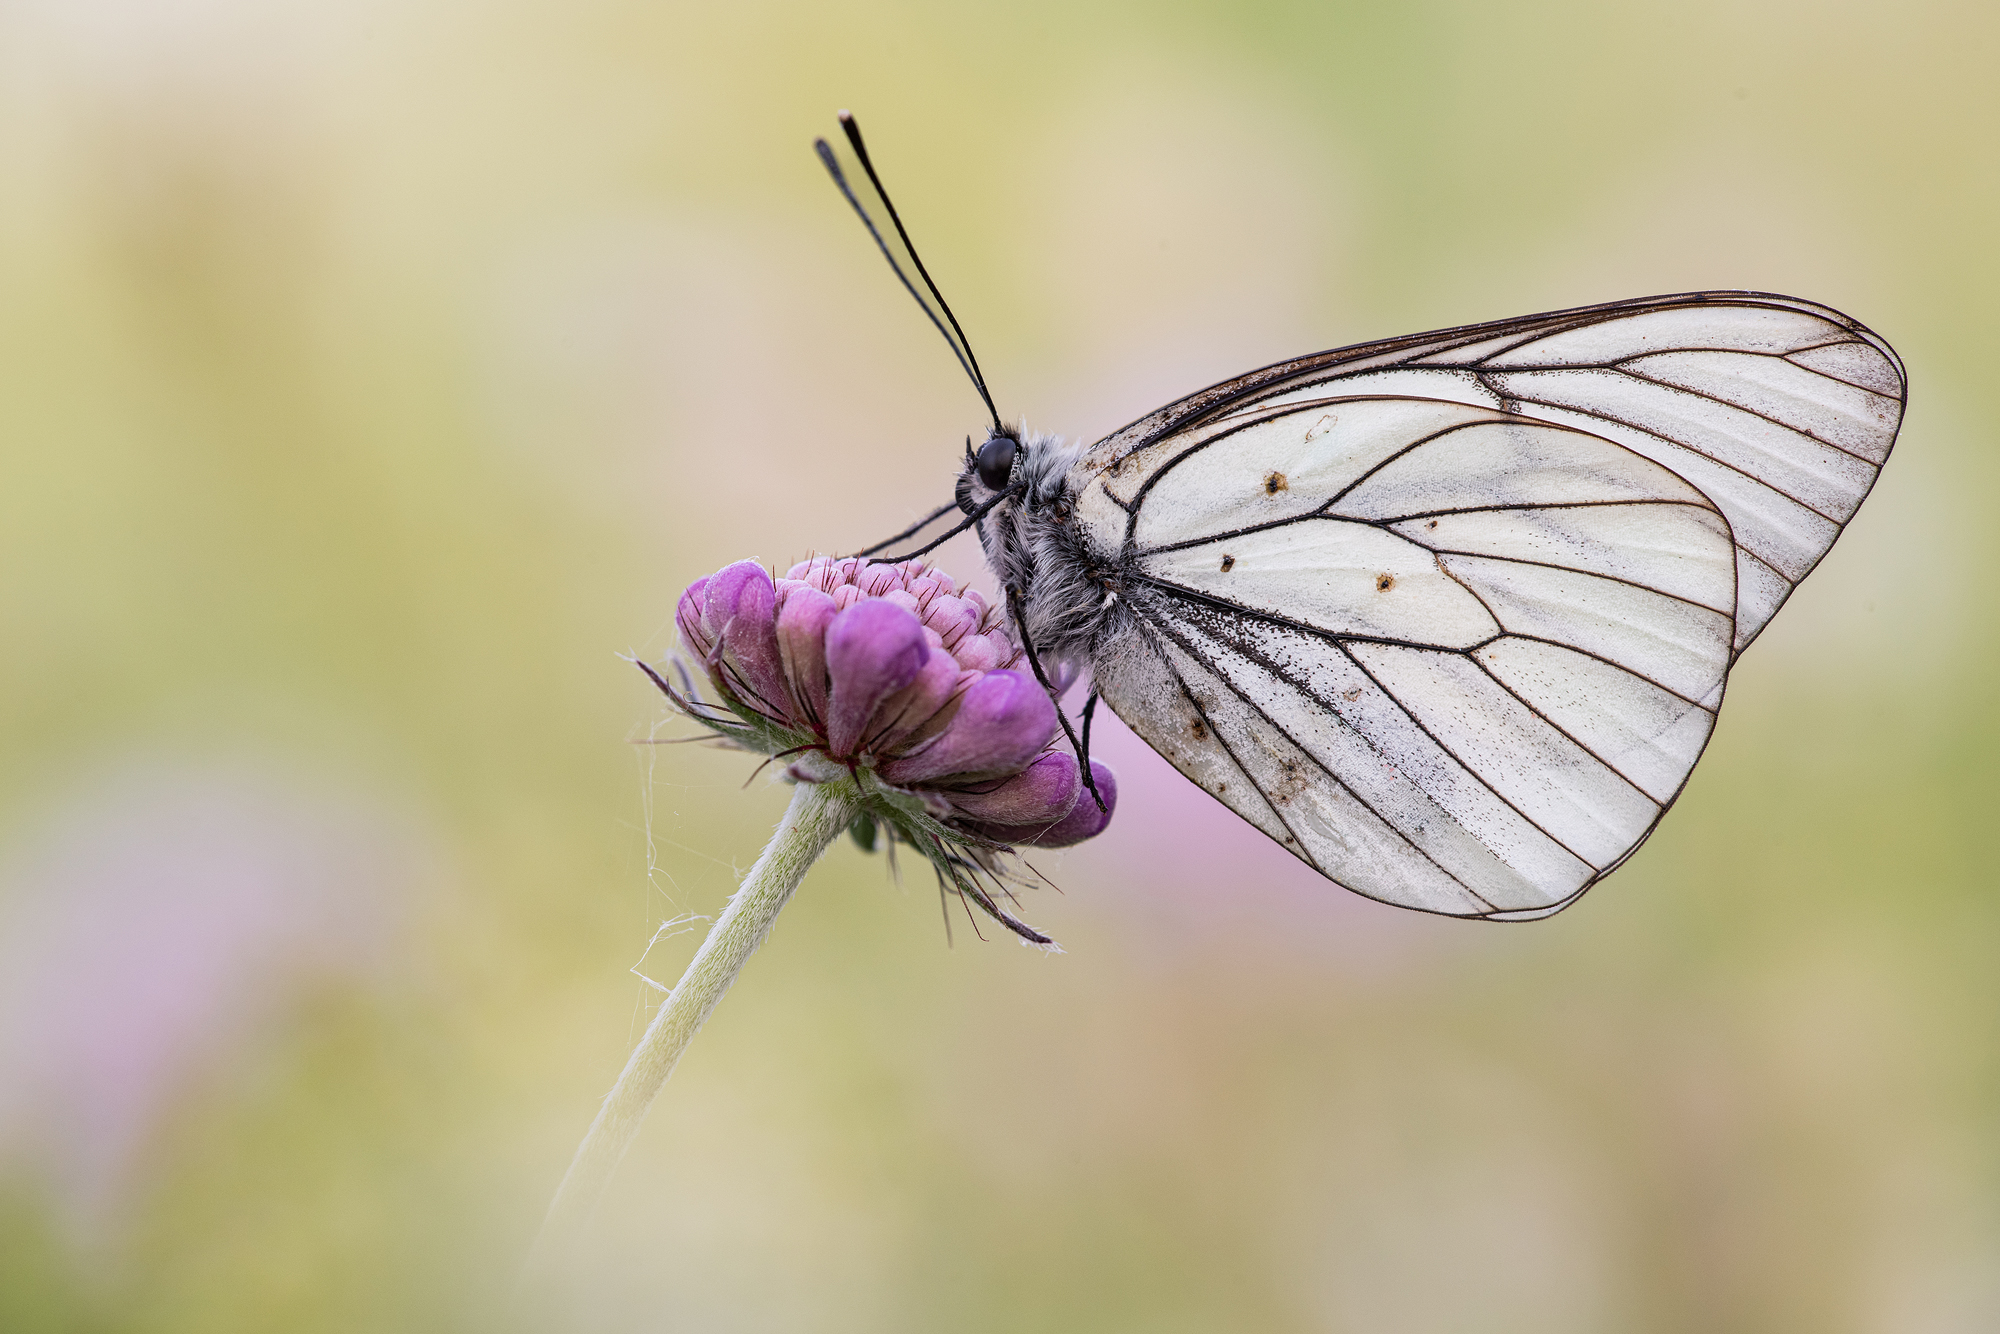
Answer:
xmin=527 ymin=780 xmax=854 ymax=1272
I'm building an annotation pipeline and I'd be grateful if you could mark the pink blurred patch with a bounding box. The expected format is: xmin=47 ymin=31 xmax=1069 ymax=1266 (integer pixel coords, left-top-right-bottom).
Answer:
xmin=0 ymin=759 xmax=430 ymax=1244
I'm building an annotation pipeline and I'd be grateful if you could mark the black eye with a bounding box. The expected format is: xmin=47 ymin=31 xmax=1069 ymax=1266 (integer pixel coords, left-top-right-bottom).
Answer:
xmin=975 ymin=434 xmax=1017 ymax=491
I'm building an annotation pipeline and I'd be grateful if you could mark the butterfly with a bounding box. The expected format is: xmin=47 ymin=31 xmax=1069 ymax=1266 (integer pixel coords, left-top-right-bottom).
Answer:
xmin=816 ymin=113 xmax=1906 ymax=920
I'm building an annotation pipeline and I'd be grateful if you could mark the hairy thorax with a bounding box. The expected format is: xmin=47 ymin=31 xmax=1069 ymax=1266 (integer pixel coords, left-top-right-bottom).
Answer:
xmin=957 ymin=431 xmax=1130 ymax=671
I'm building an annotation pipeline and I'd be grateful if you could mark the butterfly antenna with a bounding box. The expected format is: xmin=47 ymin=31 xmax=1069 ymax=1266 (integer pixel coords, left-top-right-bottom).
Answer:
xmin=815 ymin=111 xmax=1003 ymax=435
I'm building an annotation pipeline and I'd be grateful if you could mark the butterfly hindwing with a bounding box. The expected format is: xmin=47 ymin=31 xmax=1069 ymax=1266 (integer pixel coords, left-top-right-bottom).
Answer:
xmin=1082 ymin=385 xmax=1746 ymax=919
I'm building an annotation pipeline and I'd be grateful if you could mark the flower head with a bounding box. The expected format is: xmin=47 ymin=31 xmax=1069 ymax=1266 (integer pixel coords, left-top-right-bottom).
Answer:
xmin=652 ymin=557 xmax=1115 ymax=940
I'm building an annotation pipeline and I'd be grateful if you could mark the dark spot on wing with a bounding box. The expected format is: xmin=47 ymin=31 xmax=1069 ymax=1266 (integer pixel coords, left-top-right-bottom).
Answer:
xmin=1376 ymin=573 xmax=1395 ymax=591
xmin=1190 ymin=719 xmax=1209 ymax=740
xmin=1263 ymin=471 xmax=1288 ymax=495
xmin=1426 ymin=519 xmax=1438 ymax=530
xmin=1220 ymin=554 xmax=1235 ymax=572
xmin=1271 ymin=755 xmax=1310 ymax=806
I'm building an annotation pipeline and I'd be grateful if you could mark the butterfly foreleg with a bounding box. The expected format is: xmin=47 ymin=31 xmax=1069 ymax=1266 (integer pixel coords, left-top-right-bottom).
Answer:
xmin=1006 ymin=583 xmax=1107 ymax=813
xmin=848 ymin=500 xmax=961 ymax=558
xmin=847 ymin=487 xmax=1010 ymax=564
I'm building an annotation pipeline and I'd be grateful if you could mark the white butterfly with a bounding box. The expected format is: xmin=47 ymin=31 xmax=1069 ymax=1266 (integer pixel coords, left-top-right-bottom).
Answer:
xmin=820 ymin=117 xmax=1906 ymax=920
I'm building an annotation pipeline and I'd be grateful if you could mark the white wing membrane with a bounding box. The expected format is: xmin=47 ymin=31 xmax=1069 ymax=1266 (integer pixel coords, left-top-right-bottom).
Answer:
xmin=1075 ymin=292 xmax=1901 ymax=918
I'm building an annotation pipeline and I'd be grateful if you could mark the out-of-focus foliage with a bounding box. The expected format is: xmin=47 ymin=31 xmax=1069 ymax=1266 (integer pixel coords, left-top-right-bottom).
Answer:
xmin=0 ymin=1 xmax=1994 ymax=1330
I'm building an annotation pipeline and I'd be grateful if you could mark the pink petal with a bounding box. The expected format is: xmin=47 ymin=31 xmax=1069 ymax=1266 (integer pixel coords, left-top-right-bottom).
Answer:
xmin=971 ymin=760 xmax=1118 ymax=848
xmin=774 ymin=583 xmax=838 ymax=731
xmin=865 ymin=649 xmax=963 ymax=758
xmin=877 ymin=669 xmax=1056 ymax=785
xmin=944 ymin=750 xmax=1081 ymax=825
xmin=824 ymin=601 xmax=930 ymax=758
xmin=702 ymin=562 xmax=785 ymax=717
xmin=676 ymin=577 xmax=714 ymax=658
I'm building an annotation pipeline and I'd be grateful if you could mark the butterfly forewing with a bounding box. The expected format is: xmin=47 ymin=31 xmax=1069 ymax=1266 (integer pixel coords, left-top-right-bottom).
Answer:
xmin=1081 ymin=292 xmax=1905 ymax=659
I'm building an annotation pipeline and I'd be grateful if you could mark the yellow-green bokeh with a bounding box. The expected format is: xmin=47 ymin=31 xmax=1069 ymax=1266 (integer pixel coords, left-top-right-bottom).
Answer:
xmin=1 ymin=2 xmax=1995 ymax=1331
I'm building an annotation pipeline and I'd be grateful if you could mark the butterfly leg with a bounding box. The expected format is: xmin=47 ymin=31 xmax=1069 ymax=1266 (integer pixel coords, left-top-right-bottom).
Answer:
xmin=848 ymin=488 xmax=1010 ymax=564
xmin=849 ymin=500 xmax=960 ymax=559
xmin=1005 ymin=584 xmax=1106 ymax=812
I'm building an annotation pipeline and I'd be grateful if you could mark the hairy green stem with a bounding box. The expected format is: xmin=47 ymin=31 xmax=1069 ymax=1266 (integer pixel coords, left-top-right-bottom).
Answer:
xmin=527 ymin=780 xmax=855 ymax=1272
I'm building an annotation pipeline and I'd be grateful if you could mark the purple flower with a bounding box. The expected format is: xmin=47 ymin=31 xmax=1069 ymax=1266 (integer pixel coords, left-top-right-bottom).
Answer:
xmin=669 ymin=557 xmax=1115 ymax=853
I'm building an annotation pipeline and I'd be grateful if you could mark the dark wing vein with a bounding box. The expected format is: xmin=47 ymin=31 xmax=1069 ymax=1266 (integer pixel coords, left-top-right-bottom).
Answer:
xmin=1129 ymin=571 xmax=1718 ymax=710
xmin=1138 ymin=508 xmax=1735 ymax=617
xmin=1141 ymin=497 xmax=1721 ymax=559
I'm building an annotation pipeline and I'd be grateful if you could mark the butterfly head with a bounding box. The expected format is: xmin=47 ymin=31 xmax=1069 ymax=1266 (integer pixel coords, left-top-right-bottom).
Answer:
xmin=956 ymin=427 xmax=1023 ymax=517
xmin=957 ymin=426 xmax=1078 ymax=517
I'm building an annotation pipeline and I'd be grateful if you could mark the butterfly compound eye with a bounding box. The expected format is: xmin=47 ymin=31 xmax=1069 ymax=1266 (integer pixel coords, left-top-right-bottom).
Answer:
xmin=975 ymin=434 xmax=1017 ymax=491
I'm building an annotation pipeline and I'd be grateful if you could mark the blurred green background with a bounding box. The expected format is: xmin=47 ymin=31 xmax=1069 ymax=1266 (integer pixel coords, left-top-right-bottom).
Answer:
xmin=1 ymin=1 xmax=1994 ymax=1330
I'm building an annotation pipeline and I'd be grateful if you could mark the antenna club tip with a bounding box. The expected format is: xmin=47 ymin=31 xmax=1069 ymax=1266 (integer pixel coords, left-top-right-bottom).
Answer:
xmin=837 ymin=109 xmax=854 ymax=124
